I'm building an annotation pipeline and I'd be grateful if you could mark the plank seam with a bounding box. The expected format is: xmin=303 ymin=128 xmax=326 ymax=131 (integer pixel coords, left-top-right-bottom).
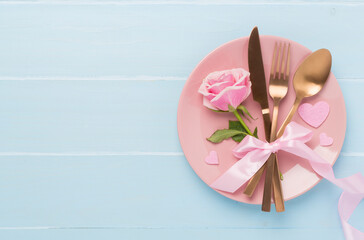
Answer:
xmin=0 ymin=76 xmax=186 ymax=81
xmin=0 ymin=226 xmax=343 ymax=230
xmin=0 ymin=152 xmax=185 ymax=156
xmin=0 ymin=152 xmax=359 ymax=157
xmin=0 ymin=76 xmax=361 ymax=82
xmin=0 ymin=1 xmax=364 ymax=6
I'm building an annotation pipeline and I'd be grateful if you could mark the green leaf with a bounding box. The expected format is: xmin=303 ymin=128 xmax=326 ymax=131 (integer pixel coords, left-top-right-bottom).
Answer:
xmin=237 ymin=105 xmax=256 ymax=120
xmin=253 ymin=127 xmax=258 ymax=138
xmin=228 ymin=121 xmax=259 ymax=142
xmin=231 ymin=134 xmax=246 ymax=143
xmin=207 ymin=129 xmax=245 ymax=143
xmin=229 ymin=120 xmax=245 ymax=131
xmin=229 ymin=121 xmax=248 ymax=142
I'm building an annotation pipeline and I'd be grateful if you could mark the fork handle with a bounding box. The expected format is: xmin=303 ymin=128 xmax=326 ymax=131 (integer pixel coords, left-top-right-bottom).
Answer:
xmin=270 ymin=103 xmax=285 ymax=211
xmin=270 ymin=103 xmax=279 ymax=141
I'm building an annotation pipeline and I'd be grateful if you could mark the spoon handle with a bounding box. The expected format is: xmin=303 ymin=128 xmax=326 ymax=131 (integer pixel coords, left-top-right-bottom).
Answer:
xmin=276 ymin=97 xmax=301 ymax=138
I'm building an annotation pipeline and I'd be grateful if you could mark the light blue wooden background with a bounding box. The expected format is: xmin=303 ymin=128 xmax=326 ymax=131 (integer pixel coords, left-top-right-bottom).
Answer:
xmin=0 ymin=1 xmax=363 ymax=239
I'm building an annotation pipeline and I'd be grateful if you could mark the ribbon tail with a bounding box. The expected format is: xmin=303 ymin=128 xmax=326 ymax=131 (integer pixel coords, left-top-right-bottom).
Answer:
xmin=282 ymin=142 xmax=364 ymax=193
xmin=339 ymin=192 xmax=364 ymax=240
xmin=210 ymin=149 xmax=270 ymax=193
xmin=282 ymin=141 xmax=364 ymax=239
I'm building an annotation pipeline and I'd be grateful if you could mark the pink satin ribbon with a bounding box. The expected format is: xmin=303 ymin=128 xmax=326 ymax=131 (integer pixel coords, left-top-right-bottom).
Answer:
xmin=210 ymin=122 xmax=364 ymax=239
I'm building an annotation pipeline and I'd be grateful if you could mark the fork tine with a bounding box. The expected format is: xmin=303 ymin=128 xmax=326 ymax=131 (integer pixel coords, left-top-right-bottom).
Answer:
xmin=280 ymin=43 xmax=287 ymax=79
xmin=275 ymin=43 xmax=282 ymax=79
xmin=285 ymin=43 xmax=291 ymax=81
xmin=270 ymin=42 xmax=278 ymax=79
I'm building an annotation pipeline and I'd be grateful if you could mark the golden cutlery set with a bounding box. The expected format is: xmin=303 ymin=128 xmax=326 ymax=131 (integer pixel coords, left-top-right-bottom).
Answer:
xmin=246 ymin=27 xmax=332 ymax=212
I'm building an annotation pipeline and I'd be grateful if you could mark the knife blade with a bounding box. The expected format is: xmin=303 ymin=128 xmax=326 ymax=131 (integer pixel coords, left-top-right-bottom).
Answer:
xmin=248 ymin=27 xmax=271 ymax=140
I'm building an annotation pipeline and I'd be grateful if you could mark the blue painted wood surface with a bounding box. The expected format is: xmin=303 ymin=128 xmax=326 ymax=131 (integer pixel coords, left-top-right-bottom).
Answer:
xmin=0 ymin=1 xmax=363 ymax=239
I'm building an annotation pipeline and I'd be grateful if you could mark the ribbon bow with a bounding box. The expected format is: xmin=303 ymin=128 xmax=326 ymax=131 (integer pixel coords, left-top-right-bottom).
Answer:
xmin=210 ymin=122 xmax=364 ymax=240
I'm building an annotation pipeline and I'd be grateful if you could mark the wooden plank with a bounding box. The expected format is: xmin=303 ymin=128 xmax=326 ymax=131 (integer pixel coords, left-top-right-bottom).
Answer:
xmin=0 ymin=155 xmax=362 ymax=229
xmin=3 ymin=0 xmax=364 ymax=3
xmin=0 ymin=228 xmax=347 ymax=240
xmin=0 ymin=3 xmax=363 ymax=78
xmin=0 ymin=80 xmax=182 ymax=152
xmin=0 ymin=79 xmax=361 ymax=153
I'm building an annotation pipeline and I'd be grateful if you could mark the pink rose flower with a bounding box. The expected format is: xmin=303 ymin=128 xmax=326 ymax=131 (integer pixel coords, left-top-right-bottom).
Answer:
xmin=198 ymin=68 xmax=251 ymax=111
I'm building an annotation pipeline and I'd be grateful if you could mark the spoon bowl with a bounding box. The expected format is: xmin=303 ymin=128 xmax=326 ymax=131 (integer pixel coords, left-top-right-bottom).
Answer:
xmin=277 ymin=49 xmax=332 ymax=137
xmin=293 ymin=49 xmax=332 ymax=98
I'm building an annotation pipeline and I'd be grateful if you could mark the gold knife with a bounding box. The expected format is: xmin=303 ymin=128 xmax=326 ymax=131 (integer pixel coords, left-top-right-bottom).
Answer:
xmin=246 ymin=27 xmax=284 ymax=212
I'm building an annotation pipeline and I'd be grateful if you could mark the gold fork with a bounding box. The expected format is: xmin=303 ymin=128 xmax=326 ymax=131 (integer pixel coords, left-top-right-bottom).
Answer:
xmin=262 ymin=42 xmax=290 ymax=212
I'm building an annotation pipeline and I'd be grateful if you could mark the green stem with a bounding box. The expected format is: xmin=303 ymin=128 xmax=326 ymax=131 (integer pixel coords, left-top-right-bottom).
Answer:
xmin=232 ymin=110 xmax=253 ymax=135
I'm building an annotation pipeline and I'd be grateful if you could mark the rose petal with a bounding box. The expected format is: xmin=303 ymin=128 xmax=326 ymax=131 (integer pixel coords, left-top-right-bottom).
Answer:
xmin=207 ymin=71 xmax=227 ymax=85
xmin=208 ymin=80 xmax=235 ymax=94
xmin=198 ymin=80 xmax=210 ymax=96
xmin=234 ymin=70 xmax=250 ymax=85
xmin=210 ymin=85 xmax=248 ymax=111
xmin=208 ymin=72 xmax=234 ymax=85
xmin=202 ymin=97 xmax=218 ymax=110
xmin=219 ymin=73 xmax=235 ymax=83
xmin=199 ymin=68 xmax=251 ymax=111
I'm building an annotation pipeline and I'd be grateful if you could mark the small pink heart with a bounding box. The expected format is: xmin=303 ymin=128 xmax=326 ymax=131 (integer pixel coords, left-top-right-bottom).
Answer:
xmin=205 ymin=151 xmax=219 ymax=165
xmin=298 ymin=101 xmax=330 ymax=128
xmin=320 ymin=133 xmax=333 ymax=146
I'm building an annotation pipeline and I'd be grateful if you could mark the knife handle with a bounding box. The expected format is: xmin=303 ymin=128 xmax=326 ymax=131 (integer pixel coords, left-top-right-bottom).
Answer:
xmin=262 ymin=109 xmax=271 ymax=141
xmin=273 ymin=155 xmax=285 ymax=212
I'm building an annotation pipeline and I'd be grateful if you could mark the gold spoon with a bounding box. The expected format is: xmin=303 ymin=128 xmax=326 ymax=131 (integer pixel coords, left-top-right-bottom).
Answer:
xmin=244 ymin=49 xmax=332 ymax=199
xmin=276 ymin=49 xmax=332 ymax=137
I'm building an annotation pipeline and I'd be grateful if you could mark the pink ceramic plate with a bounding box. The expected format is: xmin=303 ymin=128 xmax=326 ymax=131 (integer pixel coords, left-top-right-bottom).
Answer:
xmin=177 ymin=35 xmax=346 ymax=204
